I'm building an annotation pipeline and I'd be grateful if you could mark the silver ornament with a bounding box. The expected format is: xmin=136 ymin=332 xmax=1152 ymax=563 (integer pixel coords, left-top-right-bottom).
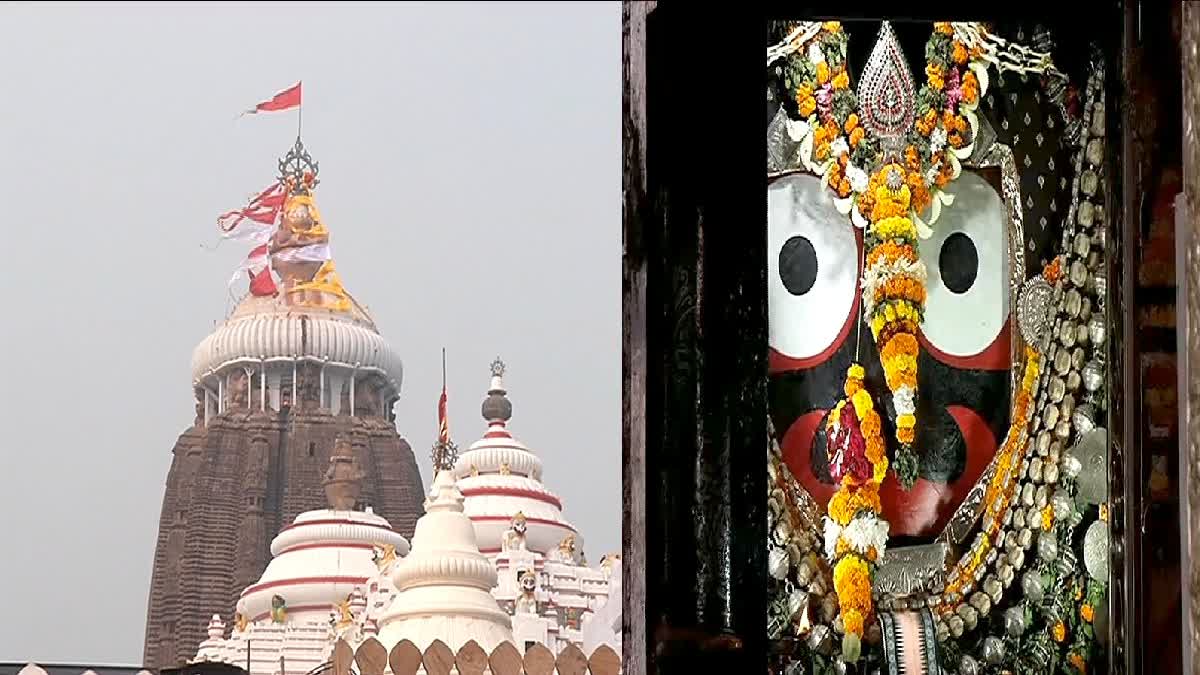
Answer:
xmin=960 ymin=654 xmax=981 ymax=675
xmin=1070 ymin=259 xmax=1090 ymax=287
xmin=1022 ymin=570 xmax=1044 ymax=602
xmin=1082 ymin=360 xmax=1105 ymax=392
xmin=1053 ymin=492 xmax=1074 ymax=520
xmin=807 ymin=623 xmax=833 ymax=655
xmin=1073 ymin=428 xmax=1109 ymax=505
xmin=1038 ymin=532 xmax=1059 ymax=561
xmin=1018 ymin=276 xmax=1055 ymax=349
xmin=1087 ymin=314 xmax=1107 ymax=346
xmin=1063 ymin=453 xmax=1083 ymax=480
xmin=1005 ymin=605 xmax=1027 ymax=636
xmin=1084 ymin=519 xmax=1110 ymax=580
xmin=769 ymin=546 xmax=789 ymax=580
xmin=1072 ymin=403 xmax=1097 ymax=435
xmin=983 ymin=636 xmax=1006 ymax=664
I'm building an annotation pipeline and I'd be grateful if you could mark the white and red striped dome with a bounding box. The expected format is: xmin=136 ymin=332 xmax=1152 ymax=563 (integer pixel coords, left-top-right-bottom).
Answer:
xmin=237 ymin=507 xmax=409 ymax=623
xmin=452 ymin=361 xmax=581 ymax=558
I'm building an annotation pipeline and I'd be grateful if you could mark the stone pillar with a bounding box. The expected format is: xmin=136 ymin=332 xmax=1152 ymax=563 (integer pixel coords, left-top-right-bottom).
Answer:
xmin=204 ymin=388 xmax=214 ymax=426
xmin=320 ymin=363 xmax=326 ymax=410
xmin=218 ymin=376 xmax=225 ymax=414
xmin=259 ymin=361 xmax=267 ymax=412
xmin=268 ymin=369 xmax=282 ymax=412
xmin=350 ymin=366 xmax=358 ymax=418
xmin=292 ymin=360 xmax=298 ymax=409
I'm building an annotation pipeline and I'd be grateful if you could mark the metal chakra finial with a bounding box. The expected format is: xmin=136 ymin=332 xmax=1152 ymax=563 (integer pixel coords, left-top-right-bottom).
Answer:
xmin=278 ymin=136 xmax=320 ymax=195
xmin=490 ymin=357 xmax=506 ymax=378
xmin=857 ymin=21 xmax=918 ymax=160
xmin=430 ymin=437 xmax=459 ymax=472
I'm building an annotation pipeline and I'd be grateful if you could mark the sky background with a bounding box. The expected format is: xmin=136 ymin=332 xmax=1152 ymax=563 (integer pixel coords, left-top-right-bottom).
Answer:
xmin=0 ymin=1 xmax=619 ymax=664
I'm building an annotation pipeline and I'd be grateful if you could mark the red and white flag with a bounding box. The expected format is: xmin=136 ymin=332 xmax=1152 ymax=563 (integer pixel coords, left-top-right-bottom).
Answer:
xmin=218 ymin=182 xmax=287 ymax=237
xmin=272 ymin=242 xmax=332 ymax=263
xmin=240 ymin=82 xmax=302 ymax=117
xmin=228 ymin=244 xmax=278 ymax=297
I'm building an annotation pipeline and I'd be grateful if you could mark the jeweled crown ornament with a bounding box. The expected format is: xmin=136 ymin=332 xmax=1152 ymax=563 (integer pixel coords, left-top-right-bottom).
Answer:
xmin=857 ymin=22 xmax=917 ymax=160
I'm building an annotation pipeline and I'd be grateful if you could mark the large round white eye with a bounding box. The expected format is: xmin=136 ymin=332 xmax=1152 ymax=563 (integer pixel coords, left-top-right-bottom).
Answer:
xmin=768 ymin=174 xmax=859 ymax=361
xmin=920 ymin=170 xmax=1010 ymax=357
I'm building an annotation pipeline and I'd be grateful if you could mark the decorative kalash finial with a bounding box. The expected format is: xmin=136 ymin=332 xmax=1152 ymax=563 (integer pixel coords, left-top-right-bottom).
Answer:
xmin=482 ymin=357 xmax=512 ymax=423
xmin=277 ymin=136 xmax=320 ymax=196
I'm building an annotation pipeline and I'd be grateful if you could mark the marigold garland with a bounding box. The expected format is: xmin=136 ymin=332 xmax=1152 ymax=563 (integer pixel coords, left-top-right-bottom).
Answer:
xmin=823 ymin=364 xmax=889 ymax=658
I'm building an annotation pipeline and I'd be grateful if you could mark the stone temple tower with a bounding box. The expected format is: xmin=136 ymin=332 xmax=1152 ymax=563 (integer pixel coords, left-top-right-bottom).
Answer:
xmin=142 ymin=138 xmax=426 ymax=669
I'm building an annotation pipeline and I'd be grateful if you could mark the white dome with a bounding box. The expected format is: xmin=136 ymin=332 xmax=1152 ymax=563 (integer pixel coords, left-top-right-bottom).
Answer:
xmin=377 ymin=471 xmax=513 ymax=653
xmin=190 ymin=294 xmax=403 ymax=393
xmin=239 ymin=508 xmax=409 ymax=623
xmin=452 ymin=366 xmax=580 ymax=557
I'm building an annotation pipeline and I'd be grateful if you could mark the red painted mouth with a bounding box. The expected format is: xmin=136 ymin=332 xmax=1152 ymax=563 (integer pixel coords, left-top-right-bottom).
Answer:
xmin=781 ymin=404 xmax=999 ymax=538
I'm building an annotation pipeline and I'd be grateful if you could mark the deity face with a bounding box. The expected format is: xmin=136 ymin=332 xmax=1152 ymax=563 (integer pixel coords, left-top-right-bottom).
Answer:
xmin=519 ymin=570 xmax=537 ymax=592
xmin=768 ymin=170 xmax=1013 ymax=538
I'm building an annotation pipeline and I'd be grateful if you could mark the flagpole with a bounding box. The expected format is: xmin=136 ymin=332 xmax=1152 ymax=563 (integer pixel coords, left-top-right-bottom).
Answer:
xmin=442 ymin=347 xmax=447 ymax=392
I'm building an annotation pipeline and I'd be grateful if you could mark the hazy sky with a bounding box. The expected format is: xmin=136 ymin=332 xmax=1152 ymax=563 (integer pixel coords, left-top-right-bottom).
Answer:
xmin=0 ymin=1 xmax=619 ymax=664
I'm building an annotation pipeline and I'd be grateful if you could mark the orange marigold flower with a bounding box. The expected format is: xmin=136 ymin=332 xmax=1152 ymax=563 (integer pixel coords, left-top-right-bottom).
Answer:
xmin=814 ymin=142 xmax=830 ymax=162
xmin=844 ymin=113 xmax=859 ymax=133
xmin=798 ymin=96 xmax=816 ymax=118
xmin=843 ymin=608 xmax=865 ymax=636
xmin=824 ymin=119 xmax=840 ymax=140
xmin=952 ymin=41 xmax=968 ymax=65
xmin=961 ymin=71 xmax=980 ymax=105
xmin=926 ymin=63 xmax=944 ymax=90
xmin=865 ymin=437 xmax=886 ymax=464
xmin=1082 ymin=604 xmax=1095 ymax=622
xmin=904 ymin=146 xmax=919 ymax=171
xmin=832 ymin=70 xmax=850 ymax=91
xmin=948 ymin=132 xmax=965 ymax=148
xmin=844 ymin=378 xmax=863 ymax=398
xmin=866 ymin=241 xmax=919 ymax=268
xmin=1068 ymin=653 xmax=1087 ymax=673
xmin=850 ymin=126 xmax=865 ymax=148
xmin=823 ymin=21 xmax=840 ymax=33
xmin=817 ymin=61 xmax=831 ymax=86
xmin=897 ymin=427 xmax=916 ymax=444
xmin=1053 ymin=621 xmax=1067 ymax=642
xmin=934 ymin=22 xmax=954 ymax=36
xmin=837 ymin=178 xmax=852 ymax=198
xmin=861 ymin=411 xmax=881 ymax=438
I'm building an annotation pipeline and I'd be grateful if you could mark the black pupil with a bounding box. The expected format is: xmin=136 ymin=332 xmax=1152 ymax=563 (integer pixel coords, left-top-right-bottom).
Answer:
xmin=779 ymin=236 xmax=818 ymax=296
xmin=939 ymin=232 xmax=978 ymax=294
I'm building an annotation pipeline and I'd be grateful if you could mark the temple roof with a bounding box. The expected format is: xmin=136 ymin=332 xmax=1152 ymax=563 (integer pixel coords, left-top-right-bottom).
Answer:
xmin=192 ymin=140 xmax=403 ymax=391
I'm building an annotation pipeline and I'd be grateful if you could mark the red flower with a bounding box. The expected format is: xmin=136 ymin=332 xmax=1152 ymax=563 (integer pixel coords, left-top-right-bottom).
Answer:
xmin=829 ymin=404 xmax=871 ymax=484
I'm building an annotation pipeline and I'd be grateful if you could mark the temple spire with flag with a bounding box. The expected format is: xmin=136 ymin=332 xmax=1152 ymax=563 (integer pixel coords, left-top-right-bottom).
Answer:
xmin=431 ymin=348 xmax=458 ymax=471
